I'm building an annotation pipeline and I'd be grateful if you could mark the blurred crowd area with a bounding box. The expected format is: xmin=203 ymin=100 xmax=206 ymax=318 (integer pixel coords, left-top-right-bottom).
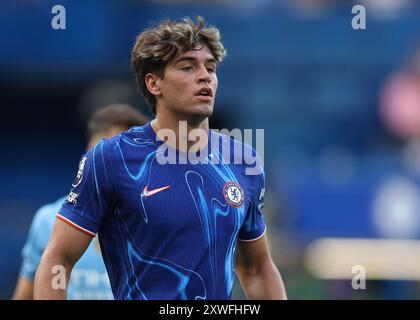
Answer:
xmin=1 ymin=0 xmax=420 ymax=299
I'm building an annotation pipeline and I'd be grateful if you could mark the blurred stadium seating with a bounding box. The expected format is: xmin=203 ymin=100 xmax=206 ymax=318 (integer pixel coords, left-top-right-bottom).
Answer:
xmin=1 ymin=0 xmax=420 ymax=299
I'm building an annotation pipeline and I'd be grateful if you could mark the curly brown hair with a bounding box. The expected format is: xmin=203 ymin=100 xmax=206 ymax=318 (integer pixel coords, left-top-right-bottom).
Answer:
xmin=131 ymin=16 xmax=227 ymax=114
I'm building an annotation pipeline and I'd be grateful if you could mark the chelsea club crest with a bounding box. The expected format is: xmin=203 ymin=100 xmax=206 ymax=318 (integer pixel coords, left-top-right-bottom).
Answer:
xmin=223 ymin=181 xmax=244 ymax=208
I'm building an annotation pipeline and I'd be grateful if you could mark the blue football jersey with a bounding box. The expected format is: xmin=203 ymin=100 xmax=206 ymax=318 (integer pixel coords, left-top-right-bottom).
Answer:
xmin=58 ymin=122 xmax=266 ymax=300
xmin=20 ymin=197 xmax=113 ymax=300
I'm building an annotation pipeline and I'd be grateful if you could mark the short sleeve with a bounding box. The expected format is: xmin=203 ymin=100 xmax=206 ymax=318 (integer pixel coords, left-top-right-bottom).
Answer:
xmin=238 ymin=169 xmax=267 ymax=242
xmin=20 ymin=205 xmax=56 ymax=280
xmin=57 ymin=140 xmax=114 ymax=237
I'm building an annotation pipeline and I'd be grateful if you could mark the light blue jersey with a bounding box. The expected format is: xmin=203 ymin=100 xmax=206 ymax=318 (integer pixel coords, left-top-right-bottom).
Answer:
xmin=20 ymin=196 xmax=113 ymax=300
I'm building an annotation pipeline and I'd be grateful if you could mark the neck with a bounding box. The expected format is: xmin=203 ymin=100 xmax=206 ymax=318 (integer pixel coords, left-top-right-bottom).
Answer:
xmin=151 ymin=109 xmax=210 ymax=152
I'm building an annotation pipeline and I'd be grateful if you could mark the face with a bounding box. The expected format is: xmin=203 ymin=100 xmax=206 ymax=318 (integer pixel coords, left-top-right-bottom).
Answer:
xmin=151 ymin=45 xmax=218 ymax=120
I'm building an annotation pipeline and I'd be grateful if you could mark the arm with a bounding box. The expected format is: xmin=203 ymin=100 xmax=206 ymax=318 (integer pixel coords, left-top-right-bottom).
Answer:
xmin=13 ymin=205 xmax=52 ymax=300
xmin=33 ymin=219 xmax=92 ymax=299
xmin=236 ymin=234 xmax=287 ymax=300
xmin=12 ymin=277 xmax=34 ymax=300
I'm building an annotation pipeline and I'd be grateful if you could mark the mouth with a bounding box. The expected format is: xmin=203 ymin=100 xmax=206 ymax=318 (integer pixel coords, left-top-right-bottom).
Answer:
xmin=195 ymin=87 xmax=213 ymax=102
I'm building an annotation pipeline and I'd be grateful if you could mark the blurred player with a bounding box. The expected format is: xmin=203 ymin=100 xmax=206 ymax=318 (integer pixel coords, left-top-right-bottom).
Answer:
xmin=34 ymin=17 xmax=287 ymax=300
xmin=13 ymin=104 xmax=148 ymax=299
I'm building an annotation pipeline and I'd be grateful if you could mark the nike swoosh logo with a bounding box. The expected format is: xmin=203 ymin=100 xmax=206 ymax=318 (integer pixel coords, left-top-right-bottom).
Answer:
xmin=142 ymin=185 xmax=171 ymax=197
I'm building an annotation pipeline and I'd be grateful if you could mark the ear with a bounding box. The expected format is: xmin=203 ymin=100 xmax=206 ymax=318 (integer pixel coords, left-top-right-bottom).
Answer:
xmin=145 ymin=73 xmax=162 ymax=97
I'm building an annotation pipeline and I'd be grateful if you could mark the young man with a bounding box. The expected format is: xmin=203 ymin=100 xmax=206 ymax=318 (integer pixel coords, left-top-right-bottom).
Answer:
xmin=14 ymin=104 xmax=148 ymax=299
xmin=34 ymin=17 xmax=287 ymax=300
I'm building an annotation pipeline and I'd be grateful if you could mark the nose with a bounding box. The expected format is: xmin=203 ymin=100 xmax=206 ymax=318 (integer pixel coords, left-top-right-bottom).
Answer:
xmin=197 ymin=65 xmax=211 ymax=84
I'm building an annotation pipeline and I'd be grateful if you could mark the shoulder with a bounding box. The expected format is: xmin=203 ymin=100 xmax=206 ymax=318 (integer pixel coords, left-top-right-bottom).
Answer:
xmin=28 ymin=196 xmax=66 ymax=242
xmin=120 ymin=124 xmax=156 ymax=147
xmin=96 ymin=124 xmax=156 ymax=156
xmin=34 ymin=197 xmax=66 ymax=227
xmin=211 ymin=130 xmax=264 ymax=178
xmin=86 ymin=133 xmax=123 ymax=165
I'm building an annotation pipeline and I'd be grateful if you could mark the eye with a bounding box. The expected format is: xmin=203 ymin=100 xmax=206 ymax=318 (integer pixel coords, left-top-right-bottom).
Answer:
xmin=207 ymin=67 xmax=215 ymax=73
xmin=181 ymin=66 xmax=194 ymax=71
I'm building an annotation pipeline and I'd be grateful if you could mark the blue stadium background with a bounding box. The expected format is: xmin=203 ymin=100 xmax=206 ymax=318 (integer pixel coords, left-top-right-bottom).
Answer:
xmin=1 ymin=0 xmax=420 ymax=299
